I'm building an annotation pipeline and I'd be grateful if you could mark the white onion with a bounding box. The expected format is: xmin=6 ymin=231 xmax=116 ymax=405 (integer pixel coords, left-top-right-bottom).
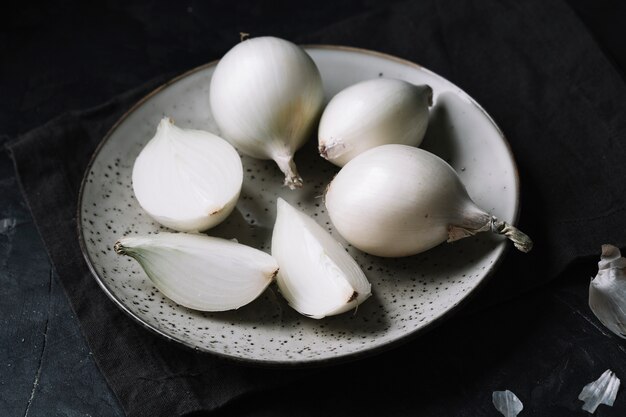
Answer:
xmin=114 ymin=232 xmax=278 ymax=311
xmin=271 ymin=198 xmax=371 ymax=318
xmin=319 ymin=78 xmax=432 ymax=167
xmin=210 ymin=36 xmax=324 ymax=189
xmin=325 ymin=144 xmax=532 ymax=257
xmin=132 ymin=118 xmax=242 ymax=232
xmin=589 ymin=244 xmax=626 ymax=339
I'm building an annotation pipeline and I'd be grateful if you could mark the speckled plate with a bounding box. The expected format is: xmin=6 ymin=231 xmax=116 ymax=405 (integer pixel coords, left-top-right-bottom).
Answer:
xmin=78 ymin=45 xmax=519 ymax=366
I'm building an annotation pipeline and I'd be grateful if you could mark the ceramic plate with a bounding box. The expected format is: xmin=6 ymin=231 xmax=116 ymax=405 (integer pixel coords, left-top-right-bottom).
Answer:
xmin=78 ymin=45 xmax=519 ymax=365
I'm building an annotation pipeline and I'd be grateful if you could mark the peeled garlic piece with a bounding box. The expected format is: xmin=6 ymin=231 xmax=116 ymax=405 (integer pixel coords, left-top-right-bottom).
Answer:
xmin=578 ymin=369 xmax=620 ymax=413
xmin=492 ymin=390 xmax=523 ymax=417
xmin=589 ymin=244 xmax=626 ymax=338
xmin=319 ymin=78 xmax=433 ymax=167
xmin=325 ymin=144 xmax=532 ymax=257
xmin=271 ymin=198 xmax=371 ymax=318
xmin=132 ymin=118 xmax=243 ymax=232
xmin=210 ymin=36 xmax=324 ymax=189
xmin=114 ymin=232 xmax=278 ymax=311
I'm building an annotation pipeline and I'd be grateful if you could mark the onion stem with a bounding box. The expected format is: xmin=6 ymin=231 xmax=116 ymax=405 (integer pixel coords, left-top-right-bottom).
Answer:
xmin=113 ymin=241 xmax=126 ymax=255
xmin=274 ymin=154 xmax=303 ymax=189
xmin=490 ymin=217 xmax=533 ymax=253
xmin=448 ymin=215 xmax=533 ymax=253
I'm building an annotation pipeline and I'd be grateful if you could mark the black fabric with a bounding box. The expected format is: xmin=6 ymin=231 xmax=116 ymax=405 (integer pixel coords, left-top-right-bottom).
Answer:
xmin=5 ymin=0 xmax=626 ymax=416
xmin=7 ymin=79 xmax=315 ymax=416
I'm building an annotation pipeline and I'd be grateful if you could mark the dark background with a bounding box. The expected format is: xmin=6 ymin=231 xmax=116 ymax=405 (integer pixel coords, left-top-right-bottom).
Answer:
xmin=2 ymin=1 xmax=626 ymax=416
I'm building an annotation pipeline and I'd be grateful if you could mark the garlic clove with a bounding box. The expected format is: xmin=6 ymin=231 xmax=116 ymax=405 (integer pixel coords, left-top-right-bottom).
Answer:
xmin=589 ymin=244 xmax=626 ymax=339
xmin=492 ymin=390 xmax=523 ymax=417
xmin=210 ymin=36 xmax=324 ymax=189
xmin=271 ymin=198 xmax=371 ymax=319
xmin=132 ymin=118 xmax=243 ymax=232
xmin=114 ymin=232 xmax=278 ymax=312
xmin=578 ymin=369 xmax=620 ymax=413
xmin=318 ymin=78 xmax=433 ymax=167
xmin=325 ymin=144 xmax=532 ymax=257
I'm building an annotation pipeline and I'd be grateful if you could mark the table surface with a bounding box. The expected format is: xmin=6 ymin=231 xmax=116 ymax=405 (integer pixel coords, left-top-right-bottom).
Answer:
xmin=2 ymin=1 xmax=626 ymax=416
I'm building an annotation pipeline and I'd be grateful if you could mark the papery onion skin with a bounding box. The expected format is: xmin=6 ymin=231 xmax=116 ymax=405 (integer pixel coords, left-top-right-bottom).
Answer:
xmin=589 ymin=244 xmax=626 ymax=339
xmin=492 ymin=390 xmax=524 ymax=417
xmin=114 ymin=232 xmax=278 ymax=312
xmin=209 ymin=36 xmax=324 ymax=189
xmin=132 ymin=118 xmax=243 ymax=233
xmin=325 ymin=144 xmax=532 ymax=257
xmin=319 ymin=78 xmax=433 ymax=167
xmin=578 ymin=369 xmax=620 ymax=413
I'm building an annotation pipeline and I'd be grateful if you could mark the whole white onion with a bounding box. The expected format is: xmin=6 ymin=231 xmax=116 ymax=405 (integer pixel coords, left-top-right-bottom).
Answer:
xmin=325 ymin=144 xmax=532 ymax=257
xmin=210 ymin=36 xmax=324 ymax=189
xmin=319 ymin=78 xmax=432 ymax=166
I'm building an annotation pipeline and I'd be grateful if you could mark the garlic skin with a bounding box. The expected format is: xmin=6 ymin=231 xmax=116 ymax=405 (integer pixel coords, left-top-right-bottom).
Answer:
xmin=325 ymin=144 xmax=532 ymax=257
xmin=578 ymin=369 xmax=620 ymax=413
xmin=132 ymin=118 xmax=243 ymax=232
xmin=114 ymin=232 xmax=278 ymax=312
xmin=589 ymin=244 xmax=626 ymax=338
xmin=271 ymin=198 xmax=371 ymax=319
xmin=210 ymin=37 xmax=324 ymax=189
xmin=318 ymin=78 xmax=433 ymax=167
xmin=492 ymin=390 xmax=523 ymax=417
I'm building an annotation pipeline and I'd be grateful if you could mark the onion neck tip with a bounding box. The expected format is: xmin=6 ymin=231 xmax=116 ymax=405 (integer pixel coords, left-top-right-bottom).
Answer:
xmin=424 ymin=85 xmax=434 ymax=106
xmin=274 ymin=154 xmax=303 ymax=189
xmin=448 ymin=216 xmax=533 ymax=253
xmin=319 ymin=144 xmax=329 ymax=160
xmin=113 ymin=241 xmax=126 ymax=255
xmin=491 ymin=218 xmax=533 ymax=253
xmin=318 ymin=139 xmax=346 ymax=161
xmin=284 ymin=175 xmax=303 ymax=190
xmin=270 ymin=268 xmax=279 ymax=281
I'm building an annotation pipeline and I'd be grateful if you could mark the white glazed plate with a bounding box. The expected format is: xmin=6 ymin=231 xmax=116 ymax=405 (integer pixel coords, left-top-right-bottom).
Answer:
xmin=78 ymin=45 xmax=519 ymax=365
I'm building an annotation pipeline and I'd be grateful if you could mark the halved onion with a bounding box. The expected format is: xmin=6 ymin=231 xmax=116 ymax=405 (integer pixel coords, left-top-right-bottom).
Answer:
xmin=132 ymin=118 xmax=243 ymax=232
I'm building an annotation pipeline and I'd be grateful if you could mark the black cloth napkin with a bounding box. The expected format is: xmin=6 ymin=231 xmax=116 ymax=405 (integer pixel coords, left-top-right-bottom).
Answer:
xmin=6 ymin=0 xmax=626 ymax=416
xmin=7 ymin=79 xmax=315 ymax=416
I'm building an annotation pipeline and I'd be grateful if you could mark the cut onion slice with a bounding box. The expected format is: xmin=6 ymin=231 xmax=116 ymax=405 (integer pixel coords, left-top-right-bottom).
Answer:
xmin=115 ymin=232 xmax=278 ymax=311
xmin=271 ymin=198 xmax=371 ymax=319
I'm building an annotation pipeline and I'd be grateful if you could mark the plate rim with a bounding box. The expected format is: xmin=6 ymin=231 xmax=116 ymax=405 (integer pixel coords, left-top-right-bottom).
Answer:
xmin=77 ymin=44 xmax=520 ymax=367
